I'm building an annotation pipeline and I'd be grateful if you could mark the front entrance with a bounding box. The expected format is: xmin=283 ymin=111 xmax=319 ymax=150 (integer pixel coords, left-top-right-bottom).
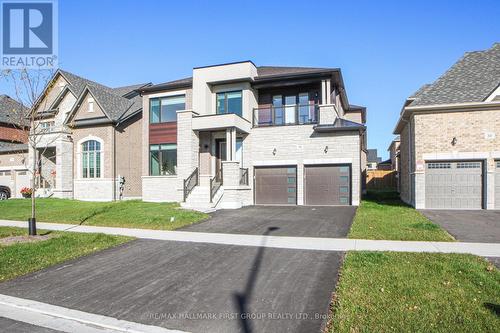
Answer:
xmin=215 ymin=137 xmax=243 ymax=182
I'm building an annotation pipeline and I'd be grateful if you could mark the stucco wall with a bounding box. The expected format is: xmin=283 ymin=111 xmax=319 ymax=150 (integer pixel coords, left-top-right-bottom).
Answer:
xmin=73 ymin=91 xmax=106 ymax=120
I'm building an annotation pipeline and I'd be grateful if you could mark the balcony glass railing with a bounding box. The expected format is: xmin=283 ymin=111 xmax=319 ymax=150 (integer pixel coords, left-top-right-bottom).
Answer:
xmin=253 ymin=103 xmax=318 ymax=127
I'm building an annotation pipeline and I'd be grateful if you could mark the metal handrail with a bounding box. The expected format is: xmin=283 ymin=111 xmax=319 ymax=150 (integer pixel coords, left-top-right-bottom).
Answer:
xmin=183 ymin=168 xmax=198 ymax=202
xmin=239 ymin=168 xmax=248 ymax=185
xmin=210 ymin=168 xmax=223 ymax=203
xmin=253 ymin=103 xmax=319 ymax=127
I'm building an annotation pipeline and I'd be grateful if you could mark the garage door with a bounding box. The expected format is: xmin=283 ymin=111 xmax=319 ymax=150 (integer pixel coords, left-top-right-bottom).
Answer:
xmin=0 ymin=170 xmax=12 ymax=188
xmin=15 ymin=170 xmax=30 ymax=198
xmin=496 ymin=161 xmax=500 ymax=209
xmin=304 ymin=165 xmax=351 ymax=205
xmin=425 ymin=161 xmax=483 ymax=209
xmin=255 ymin=166 xmax=296 ymax=205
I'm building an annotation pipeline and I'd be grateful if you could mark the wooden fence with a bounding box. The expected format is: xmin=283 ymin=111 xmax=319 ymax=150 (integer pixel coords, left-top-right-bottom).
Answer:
xmin=366 ymin=170 xmax=397 ymax=190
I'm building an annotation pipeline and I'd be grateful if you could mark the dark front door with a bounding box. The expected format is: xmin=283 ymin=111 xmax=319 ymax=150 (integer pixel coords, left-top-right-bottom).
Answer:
xmin=215 ymin=139 xmax=226 ymax=182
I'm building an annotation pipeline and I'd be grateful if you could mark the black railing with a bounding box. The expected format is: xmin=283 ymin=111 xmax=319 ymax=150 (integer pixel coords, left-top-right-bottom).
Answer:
xmin=239 ymin=168 xmax=249 ymax=185
xmin=183 ymin=167 xmax=198 ymax=202
xmin=253 ymin=103 xmax=319 ymax=127
xmin=210 ymin=168 xmax=223 ymax=203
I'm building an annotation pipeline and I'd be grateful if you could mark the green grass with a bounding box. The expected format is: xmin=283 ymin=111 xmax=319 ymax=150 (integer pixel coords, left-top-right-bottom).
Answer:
xmin=349 ymin=190 xmax=454 ymax=241
xmin=0 ymin=226 xmax=131 ymax=282
xmin=0 ymin=226 xmax=27 ymax=239
xmin=330 ymin=252 xmax=500 ymax=333
xmin=0 ymin=198 xmax=208 ymax=230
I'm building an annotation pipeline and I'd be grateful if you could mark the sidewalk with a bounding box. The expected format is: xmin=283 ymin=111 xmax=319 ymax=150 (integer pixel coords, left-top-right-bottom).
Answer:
xmin=1 ymin=219 xmax=499 ymax=257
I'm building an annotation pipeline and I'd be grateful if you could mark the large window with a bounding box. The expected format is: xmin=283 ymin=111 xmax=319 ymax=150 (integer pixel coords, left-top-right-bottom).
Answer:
xmin=150 ymin=95 xmax=185 ymax=123
xmin=216 ymin=91 xmax=242 ymax=116
xmin=150 ymin=144 xmax=177 ymax=175
xmin=82 ymin=140 xmax=101 ymax=178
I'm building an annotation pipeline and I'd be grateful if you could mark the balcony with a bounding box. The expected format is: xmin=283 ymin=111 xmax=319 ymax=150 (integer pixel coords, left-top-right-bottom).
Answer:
xmin=253 ymin=103 xmax=319 ymax=127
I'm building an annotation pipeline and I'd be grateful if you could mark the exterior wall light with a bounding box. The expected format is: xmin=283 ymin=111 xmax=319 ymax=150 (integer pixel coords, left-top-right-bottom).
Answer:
xmin=324 ymin=146 xmax=329 ymax=153
xmin=451 ymin=137 xmax=457 ymax=146
xmin=272 ymin=148 xmax=277 ymax=156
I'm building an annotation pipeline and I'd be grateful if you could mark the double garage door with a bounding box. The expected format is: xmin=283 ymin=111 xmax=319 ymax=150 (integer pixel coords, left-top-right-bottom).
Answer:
xmin=254 ymin=165 xmax=351 ymax=206
xmin=425 ymin=161 xmax=483 ymax=209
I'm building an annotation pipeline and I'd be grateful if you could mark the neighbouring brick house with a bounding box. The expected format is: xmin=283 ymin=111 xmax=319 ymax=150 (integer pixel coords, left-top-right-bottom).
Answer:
xmin=32 ymin=69 xmax=151 ymax=201
xmin=0 ymin=95 xmax=30 ymax=198
xmin=394 ymin=43 xmax=500 ymax=210
xmin=138 ymin=61 xmax=367 ymax=209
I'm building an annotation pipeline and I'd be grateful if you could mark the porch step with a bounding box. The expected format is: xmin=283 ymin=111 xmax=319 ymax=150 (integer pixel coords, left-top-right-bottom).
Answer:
xmin=181 ymin=185 xmax=224 ymax=211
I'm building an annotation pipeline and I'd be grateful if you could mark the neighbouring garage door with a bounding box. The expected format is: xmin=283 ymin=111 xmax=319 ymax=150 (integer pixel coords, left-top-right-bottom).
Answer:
xmin=304 ymin=165 xmax=351 ymax=206
xmin=255 ymin=166 xmax=296 ymax=205
xmin=0 ymin=170 xmax=12 ymax=188
xmin=425 ymin=161 xmax=483 ymax=209
xmin=15 ymin=170 xmax=30 ymax=198
xmin=496 ymin=161 xmax=500 ymax=209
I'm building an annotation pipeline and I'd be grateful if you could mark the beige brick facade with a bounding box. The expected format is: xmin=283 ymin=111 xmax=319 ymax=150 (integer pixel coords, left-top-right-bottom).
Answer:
xmin=398 ymin=107 xmax=500 ymax=209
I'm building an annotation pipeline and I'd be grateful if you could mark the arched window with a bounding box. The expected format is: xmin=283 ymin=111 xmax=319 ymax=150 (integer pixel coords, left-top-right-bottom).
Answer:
xmin=82 ymin=140 xmax=101 ymax=178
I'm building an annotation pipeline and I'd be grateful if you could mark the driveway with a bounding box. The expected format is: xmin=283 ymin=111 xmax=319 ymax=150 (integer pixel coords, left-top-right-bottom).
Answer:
xmin=0 ymin=238 xmax=342 ymax=333
xmin=421 ymin=210 xmax=500 ymax=243
xmin=183 ymin=205 xmax=357 ymax=238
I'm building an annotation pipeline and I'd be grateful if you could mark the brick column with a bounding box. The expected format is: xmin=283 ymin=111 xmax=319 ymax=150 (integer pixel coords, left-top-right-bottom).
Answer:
xmin=222 ymin=161 xmax=240 ymax=186
xmin=53 ymin=138 xmax=73 ymax=198
xmin=177 ymin=110 xmax=199 ymax=180
xmin=318 ymin=105 xmax=337 ymax=125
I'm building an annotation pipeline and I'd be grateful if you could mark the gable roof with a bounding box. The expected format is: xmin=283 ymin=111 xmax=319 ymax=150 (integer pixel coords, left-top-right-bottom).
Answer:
xmin=410 ymin=43 xmax=500 ymax=106
xmin=38 ymin=69 xmax=150 ymax=125
xmin=0 ymin=95 xmax=28 ymax=126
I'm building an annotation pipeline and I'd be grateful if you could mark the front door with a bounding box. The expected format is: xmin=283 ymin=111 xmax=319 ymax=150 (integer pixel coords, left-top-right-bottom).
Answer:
xmin=215 ymin=139 xmax=226 ymax=182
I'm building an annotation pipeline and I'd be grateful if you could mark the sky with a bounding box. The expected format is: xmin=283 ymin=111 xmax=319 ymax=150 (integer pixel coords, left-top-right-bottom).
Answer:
xmin=1 ymin=0 xmax=499 ymax=159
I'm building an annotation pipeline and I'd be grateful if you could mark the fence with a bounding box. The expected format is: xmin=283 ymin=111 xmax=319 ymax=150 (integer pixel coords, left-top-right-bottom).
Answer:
xmin=366 ymin=170 xmax=397 ymax=190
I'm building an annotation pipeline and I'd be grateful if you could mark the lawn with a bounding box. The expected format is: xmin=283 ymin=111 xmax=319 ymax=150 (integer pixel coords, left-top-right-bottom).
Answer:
xmin=0 ymin=226 xmax=131 ymax=282
xmin=0 ymin=198 xmax=208 ymax=230
xmin=330 ymin=252 xmax=500 ymax=333
xmin=349 ymin=191 xmax=454 ymax=241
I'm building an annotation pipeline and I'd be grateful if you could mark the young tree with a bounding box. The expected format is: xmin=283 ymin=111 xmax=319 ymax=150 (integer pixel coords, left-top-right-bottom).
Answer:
xmin=1 ymin=68 xmax=60 ymax=235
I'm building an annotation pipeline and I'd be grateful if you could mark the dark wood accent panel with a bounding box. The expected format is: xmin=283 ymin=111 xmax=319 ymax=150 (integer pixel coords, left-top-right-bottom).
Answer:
xmin=257 ymin=83 xmax=321 ymax=108
xmin=149 ymin=122 xmax=177 ymax=144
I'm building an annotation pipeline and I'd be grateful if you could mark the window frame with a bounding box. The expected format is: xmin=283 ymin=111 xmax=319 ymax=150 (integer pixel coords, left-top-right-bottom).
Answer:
xmin=216 ymin=90 xmax=243 ymax=117
xmin=81 ymin=139 xmax=102 ymax=179
xmin=149 ymin=143 xmax=178 ymax=176
xmin=149 ymin=94 xmax=186 ymax=124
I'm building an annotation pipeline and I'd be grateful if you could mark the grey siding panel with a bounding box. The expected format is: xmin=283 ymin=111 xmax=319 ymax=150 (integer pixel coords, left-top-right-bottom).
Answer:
xmin=304 ymin=165 xmax=351 ymax=206
xmin=425 ymin=161 xmax=483 ymax=209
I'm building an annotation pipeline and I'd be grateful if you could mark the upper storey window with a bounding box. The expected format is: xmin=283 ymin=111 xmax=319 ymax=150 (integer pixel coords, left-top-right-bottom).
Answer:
xmin=150 ymin=95 xmax=185 ymax=123
xmin=216 ymin=91 xmax=242 ymax=117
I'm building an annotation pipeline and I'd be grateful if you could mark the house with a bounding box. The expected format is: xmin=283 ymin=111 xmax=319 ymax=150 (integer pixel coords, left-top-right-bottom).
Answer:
xmin=366 ymin=149 xmax=381 ymax=170
xmin=377 ymin=159 xmax=392 ymax=171
xmin=0 ymin=95 xmax=30 ymax=198
xmin=394 ymin=43 xmax=500 ymax=210
xmin=31 ymin=69 xmax=151 ymax=201
xmin=388 ymin=136 xmax=400 ymax=171
xmin=388 ymin=136 xmax=401 ymax=191
xmin=138 ymin=61 xmax=367 ymax=209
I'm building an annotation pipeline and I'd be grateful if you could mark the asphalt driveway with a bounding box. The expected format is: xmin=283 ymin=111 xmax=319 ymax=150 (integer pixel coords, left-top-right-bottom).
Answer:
xmin=0 ymin=238 xmax=342 ymax=333
xmin=421 ymin=210 xmax=500 ymax=243
xmin=183 ymin=205 xmax=357 ymax=238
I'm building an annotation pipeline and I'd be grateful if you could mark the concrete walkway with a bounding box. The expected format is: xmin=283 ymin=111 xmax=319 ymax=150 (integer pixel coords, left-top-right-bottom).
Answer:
xmin=1 ymin=219 xmax=499 ymax=257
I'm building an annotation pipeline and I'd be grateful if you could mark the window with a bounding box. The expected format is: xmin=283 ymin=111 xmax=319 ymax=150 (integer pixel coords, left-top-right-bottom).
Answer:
xmin=427 ymin=162 xmax=451 ymax=169
xmin=457 ymin=162 xmax=481 ymax=169
xmin=216 ymin=91 xmax=242 ymax=116
xmin=39 ymin=121 xmax=55 ymax=133
xmin=150 ymin=95 xmax=185 ymax=123
xmin=81 ymin=140 xmax=101 ymax=178
xmin=88 ymin=99 xmax=94 ymax=113
xmin=150 ymin=144 xmax=177 ymax=175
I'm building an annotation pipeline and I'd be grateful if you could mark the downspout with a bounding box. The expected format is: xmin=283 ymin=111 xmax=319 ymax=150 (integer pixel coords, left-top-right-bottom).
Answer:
xmin=113 ymin=125 xmax=116 ymax=201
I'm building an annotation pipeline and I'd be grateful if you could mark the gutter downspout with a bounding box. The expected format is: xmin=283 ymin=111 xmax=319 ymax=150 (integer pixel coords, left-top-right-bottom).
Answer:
xmin=113 ymin=125 xmax=116 ymax=201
